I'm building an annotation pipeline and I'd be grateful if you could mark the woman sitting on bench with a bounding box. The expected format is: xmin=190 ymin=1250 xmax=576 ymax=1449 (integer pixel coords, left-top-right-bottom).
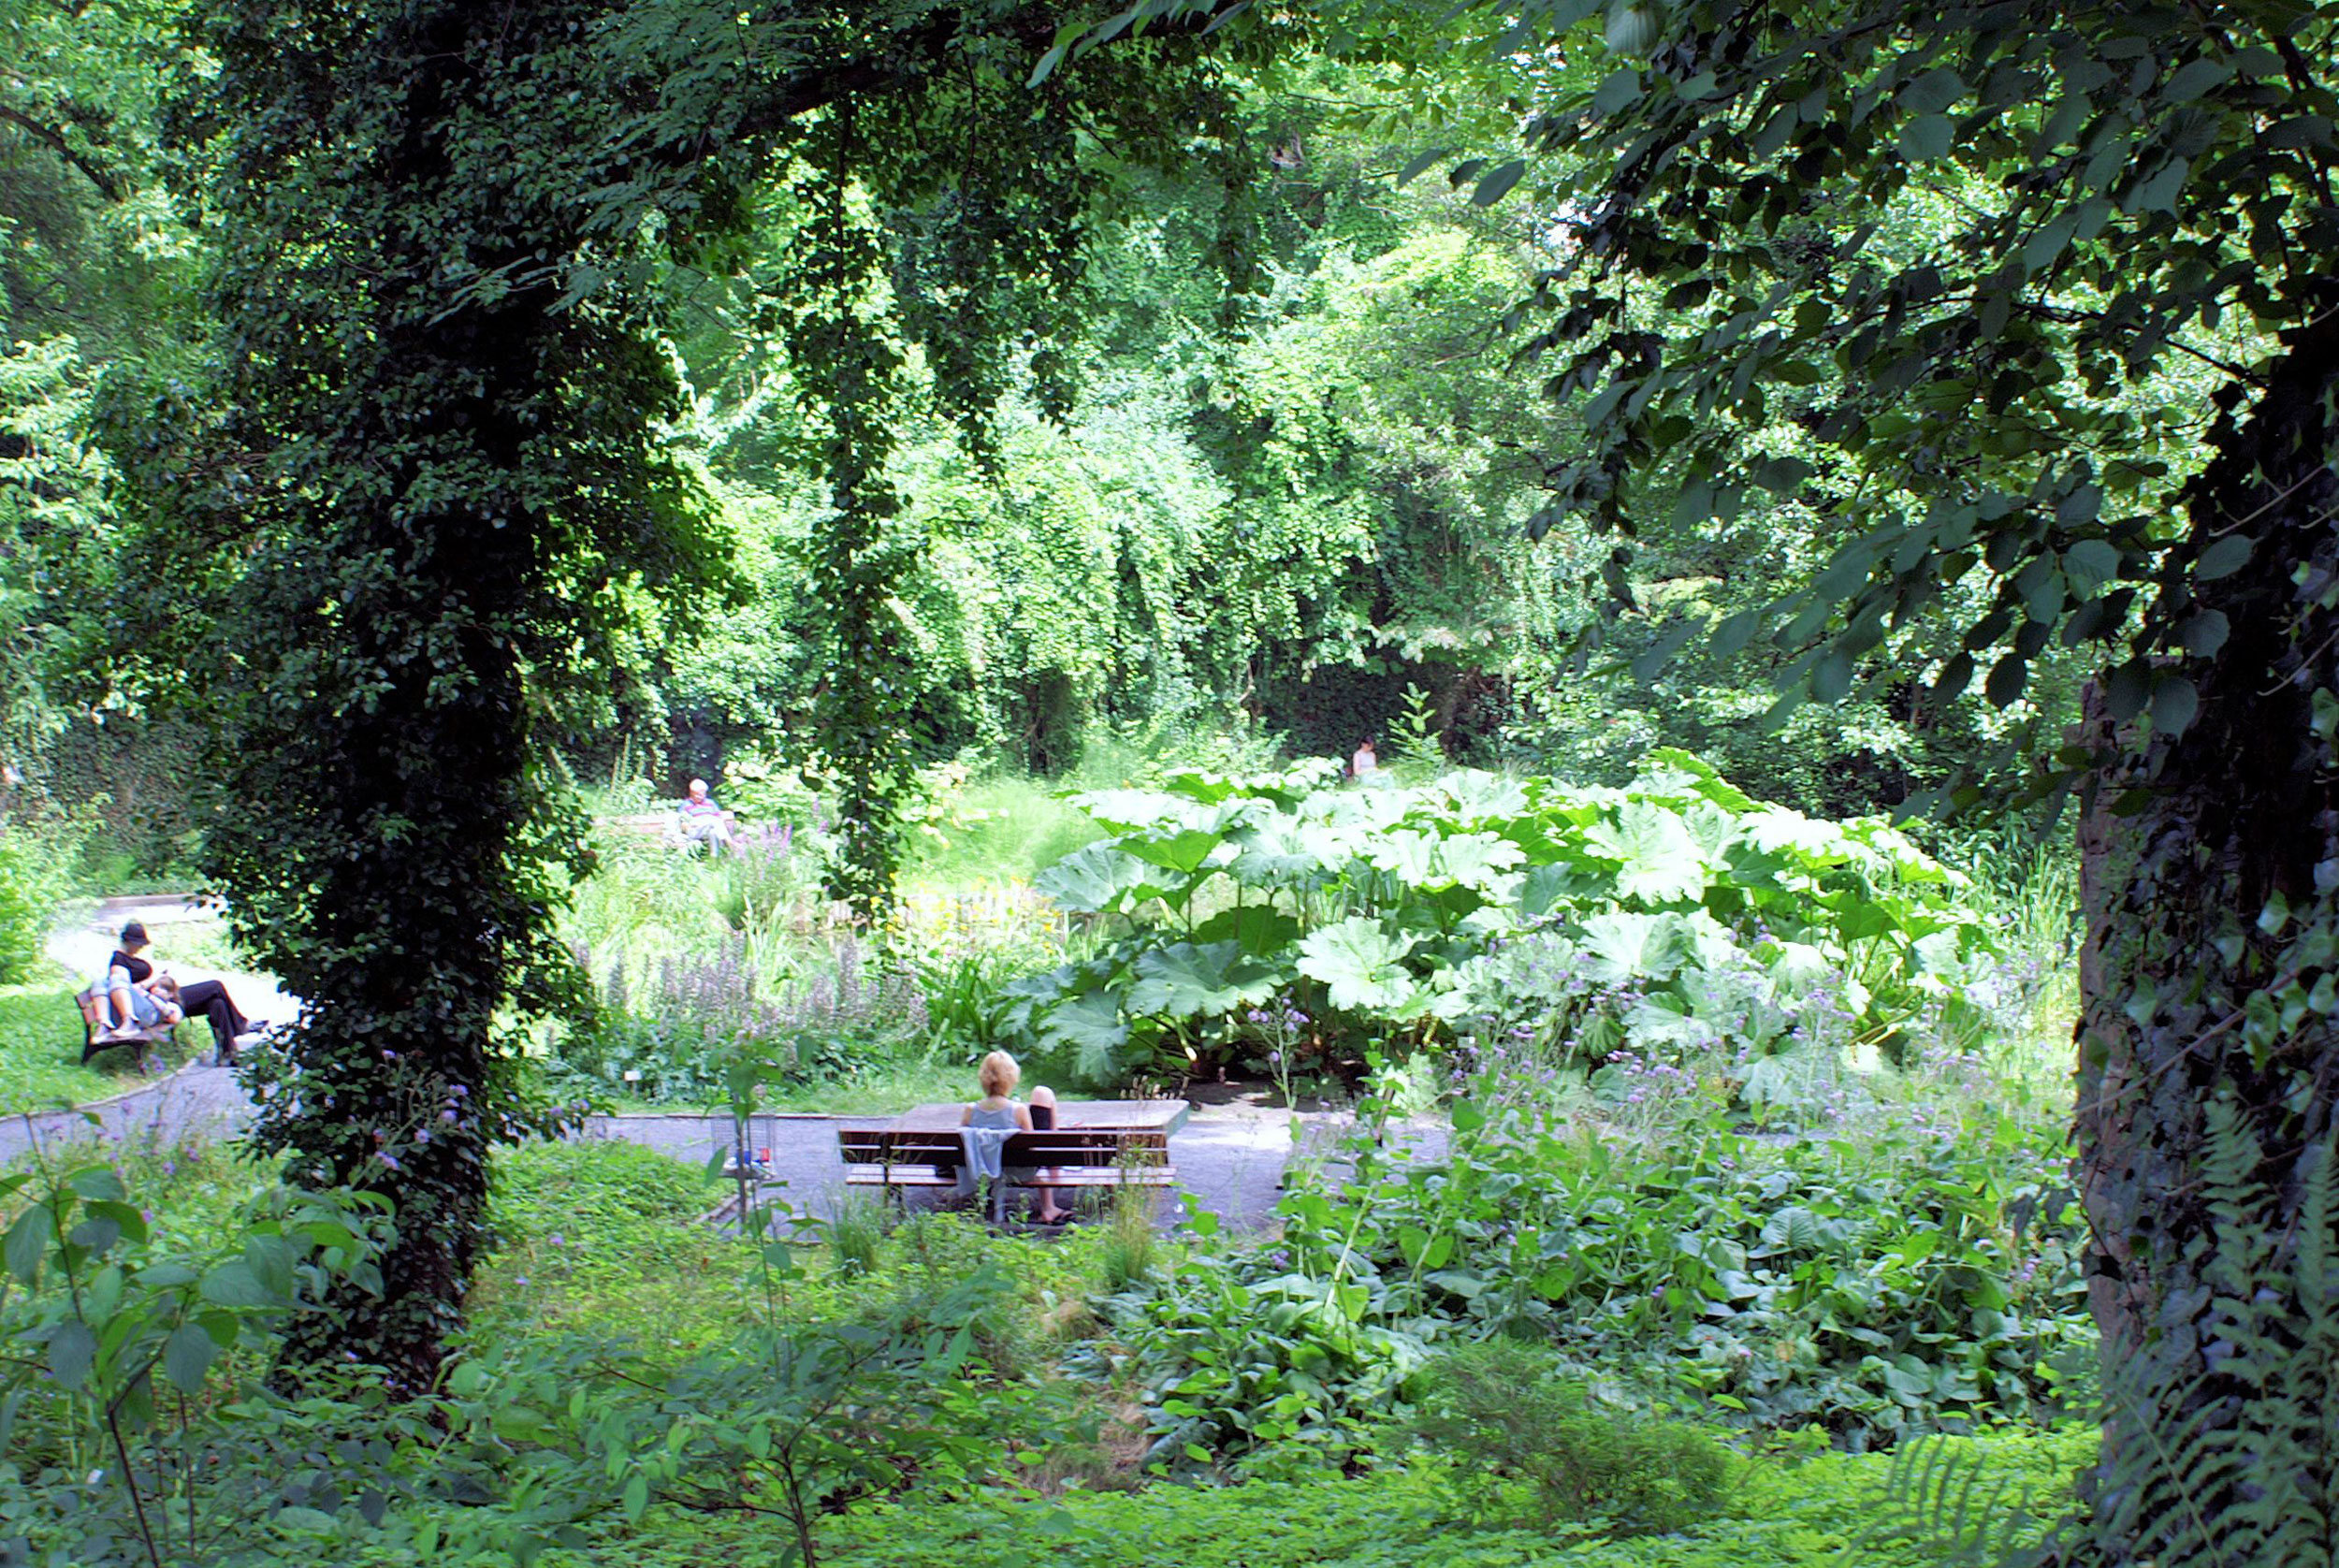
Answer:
xmin=98 ymin=921 xmax=265 ymax=1065
xmin=93 ymin=922 xmax=184 ymax=1039
xmin=961 ymin=1051 xmax=1069 ymax=1225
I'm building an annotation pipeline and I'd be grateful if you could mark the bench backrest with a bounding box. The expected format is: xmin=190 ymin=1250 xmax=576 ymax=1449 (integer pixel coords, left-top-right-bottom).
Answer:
xmin=837 ymin=1128 xmax=966 ymax=1167
xmin=835 ymin=1127 xmax=1170 ymax=1168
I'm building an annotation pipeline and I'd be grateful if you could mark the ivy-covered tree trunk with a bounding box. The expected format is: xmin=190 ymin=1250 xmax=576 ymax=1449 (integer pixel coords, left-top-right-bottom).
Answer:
xmin=191 ymin=0 xmax=703 ymax=1392
xmin=2074 ymin=310 xmax=2339 ymax=1562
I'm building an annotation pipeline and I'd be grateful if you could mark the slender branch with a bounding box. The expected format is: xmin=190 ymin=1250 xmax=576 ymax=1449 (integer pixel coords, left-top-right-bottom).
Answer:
xmin=0 ymin=102 xmax=126 ymax=200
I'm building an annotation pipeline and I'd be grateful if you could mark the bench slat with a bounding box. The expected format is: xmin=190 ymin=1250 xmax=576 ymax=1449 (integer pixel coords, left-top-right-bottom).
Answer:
xmin=843 ymin=1166 xmax=958 ymax=1187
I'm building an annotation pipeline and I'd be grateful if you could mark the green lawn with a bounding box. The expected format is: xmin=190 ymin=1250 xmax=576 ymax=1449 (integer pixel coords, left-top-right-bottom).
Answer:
xmin=0 ymin=962 xmax=195 ymax=1114
xmin=598 ymin=1053 xmax=973 ymax=1118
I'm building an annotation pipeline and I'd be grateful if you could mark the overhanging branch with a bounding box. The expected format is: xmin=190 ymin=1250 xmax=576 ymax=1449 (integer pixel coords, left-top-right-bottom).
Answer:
xmin=0 ymin=101 xmax=126 ymax=200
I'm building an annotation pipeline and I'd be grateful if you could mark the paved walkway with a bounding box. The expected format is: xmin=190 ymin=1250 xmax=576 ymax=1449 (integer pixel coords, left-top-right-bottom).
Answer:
xmin=6 ymin=904 xmax=1447 ymax=1227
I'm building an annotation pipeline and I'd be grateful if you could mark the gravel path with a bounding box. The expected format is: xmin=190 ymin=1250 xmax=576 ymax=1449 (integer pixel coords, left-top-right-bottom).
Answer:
xmin=6 ymin=904 xmax=1449 ymax=1229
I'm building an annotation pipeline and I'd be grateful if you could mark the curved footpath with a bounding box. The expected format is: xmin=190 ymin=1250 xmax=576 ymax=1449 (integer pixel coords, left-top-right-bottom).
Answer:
xmin=5 ymin=904 xmax=1446 ymax=1227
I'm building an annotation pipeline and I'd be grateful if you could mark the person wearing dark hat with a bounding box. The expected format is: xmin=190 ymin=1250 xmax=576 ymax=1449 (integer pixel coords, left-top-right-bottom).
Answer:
xmin=103 ymin=921 xmax=266 ymax=1066
xmin=98 ymin=922 xmax=181 ymax=1035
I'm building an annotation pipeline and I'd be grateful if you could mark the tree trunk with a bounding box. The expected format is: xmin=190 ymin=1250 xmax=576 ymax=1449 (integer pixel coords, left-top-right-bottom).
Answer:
xmin=2073 ymin=309 xmax=2339 ymax=1563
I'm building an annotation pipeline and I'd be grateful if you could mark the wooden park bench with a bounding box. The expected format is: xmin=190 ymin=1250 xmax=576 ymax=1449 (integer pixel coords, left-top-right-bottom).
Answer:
xmin=74 ymin=988 xmax=178 ymax=1066
xmin=596 ymin=808 xmax=738 ymax=844
xmin=837 ymin=1125 xmax=1178 ymax=1224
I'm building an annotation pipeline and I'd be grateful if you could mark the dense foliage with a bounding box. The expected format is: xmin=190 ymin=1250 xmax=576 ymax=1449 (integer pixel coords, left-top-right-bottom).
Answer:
xmin=114 ymin=0 xmax=1271 ymax=1384
xmin=1115 ymin=1081 xmax=2086 ymax=1470
xmin=4 ymin=2 xmax=2332 ymax=1564
xmin=1010 ymin=754 xmax=1998 ymax=1097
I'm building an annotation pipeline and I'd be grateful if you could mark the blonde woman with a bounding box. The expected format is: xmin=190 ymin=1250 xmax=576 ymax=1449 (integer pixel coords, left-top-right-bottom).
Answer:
xmin=961 ymin=1051 xmax=1069 ymax=1224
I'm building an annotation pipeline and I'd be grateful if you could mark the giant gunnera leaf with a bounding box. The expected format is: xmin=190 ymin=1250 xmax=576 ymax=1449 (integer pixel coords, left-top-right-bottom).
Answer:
xmin=1033 ymin=843 xmax=1159 ymax=915
xmin=1585 ymin=800 xmax=1708 ymax=905
xmin=1576 ymin=910 xmax=1695 ymax=985
xmin=1126 ymin=941 xmax=1284 ymax=1021
xmin=1296 ymin=916 xmax=1419 ymax=1011
xmin=1036 ymin=992 xmax=1132 ymax=1082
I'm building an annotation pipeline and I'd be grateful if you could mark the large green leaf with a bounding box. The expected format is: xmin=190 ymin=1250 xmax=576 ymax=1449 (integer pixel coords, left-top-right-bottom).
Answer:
xmin=1070 ymin=788 xmax=1194 ymax=835
xmin=1228 ymin=816 xmax=1325 ymax=890
xmin=1434 ymin=769 xmax=1531 ymax=826
xmin=1191 ymin=904 xmax=1302 ymax=957
xmin=1640 ymin=748 xmax=1757 ymax=812
xmin=1036 ymin=992 xmax=1130 ymax=1080
xmin=1296 ymin=917 xmax=1419 ymax=1011
xmin=1120 ymin=827 xmax=1228 ymax=878
xmin=1586 ymin=800 xmax=1708 ymax=904
xmin=1435 ymin=832 xmax=1525 ymax=893
xmin=1740 ymin=806 xmax=1852 ymax=871
xmin=1126 ymin=941 xmax=1283 ymax=1021
xmin=1366 ymin=829 xmax=1441 ymax=886
xmin=1576 ymin=911 xmax=1695 ymax=984
xmin=1032 ymin=843 xmax=1156 ymax=914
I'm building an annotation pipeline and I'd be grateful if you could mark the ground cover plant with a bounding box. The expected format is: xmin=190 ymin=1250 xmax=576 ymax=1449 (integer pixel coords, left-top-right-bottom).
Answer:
xmin=4 ymin=1117 xmax=2093 ymax=1568
xmin=1114 ymin=1082 xmax=2090 ymax=1474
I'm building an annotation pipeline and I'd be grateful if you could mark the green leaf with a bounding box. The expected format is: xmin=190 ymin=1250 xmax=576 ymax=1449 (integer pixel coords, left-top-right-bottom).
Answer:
xmin=2151 ymin=675 xmax=2200 ymax=735
xmin=1897 ymin=114 xmax=1954 ymax=161
xmin=1127 ymin=942 xmax=1281 ymax=1021
xmin=1033 ymin=844 xmax=1154 ymax=915
xmin=2180 ymin=609 xmax=2230 ymax=658
xmin=1295 ymin=917 xmax=1418 ymax=1011
xmin=1395 ymin=147 xmax=1453 ymax=186
xmin=1120 ymin=827 xmax=1226 ymax=878
xmin=1191 ymin=905 xmax=1302 ymax=958
xmin=1471 ymin=159 xmax=1528 ymax=206
xmin=2129 ymin=156 xmax=2189 ymax=213
xmin=1576 ymin=911 xmax=1694 ymax=985
xmin=1034 ymin=993 xmax=1127 ymax=1079
xmin=2194 ymin=534 xmax=2253 ymax=581
xmin=1435 ymin=832 xmax=1525 ymax=893
xmin=1070 ymin=789 xmax=1191 ymax=835
xmin=2062 ymin=538 xmax=2120 ymax=592
xmin=2161 ymin=58 xmax=2230 ymax=102
xmin=66 ymin=1168 xmax=127 ymax=1203
xmin=1586 ymin=801 xmax=1707 ymax=903
xmin=1709 ymin=609 xmax=1761 ymax=659
xmin=200 ymin=1259 xmax=278 ymax=1308
xmin=48 ymin=1321 xmax=97 ymax=1390
xmin=1985 ymin=652 xmax=2028 ymax=707
xmin=164 ymin=1322 xmax=219 ymax=1395
xmin=4 ymin=1206 xmax=48 ymax=1285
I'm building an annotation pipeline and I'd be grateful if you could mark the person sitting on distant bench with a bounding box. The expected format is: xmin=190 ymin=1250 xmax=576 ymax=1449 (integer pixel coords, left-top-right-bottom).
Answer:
xmin=94 ymin=921 xmax=184 ymax=1038
xmin=961 ymin=1052 xmax=1069 ymax=1225
xmin=98 ymin=921 xmax=267 ymax=1066
xmin=677 ymin=777 xmax=735 ymax=852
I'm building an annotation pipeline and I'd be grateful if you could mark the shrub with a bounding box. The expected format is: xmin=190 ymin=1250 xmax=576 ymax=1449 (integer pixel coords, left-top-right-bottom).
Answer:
xmin=0 ymin=828 xmax=54 ymax=984
xmin=1410 ymin=1340 xmax=1733 ymax=1536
